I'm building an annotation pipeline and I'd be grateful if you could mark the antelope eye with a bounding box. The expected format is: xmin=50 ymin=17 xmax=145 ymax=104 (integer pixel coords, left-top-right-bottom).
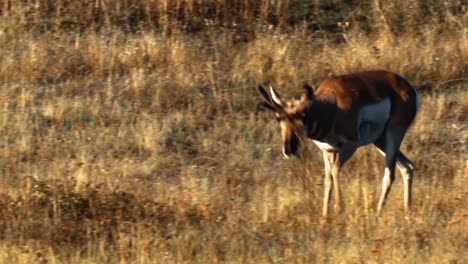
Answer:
xmin=275 ymin=117 xmax=281 ymax=122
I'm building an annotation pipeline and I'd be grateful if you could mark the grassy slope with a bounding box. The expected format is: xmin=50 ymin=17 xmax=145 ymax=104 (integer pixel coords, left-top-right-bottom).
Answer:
xmin=0 ymin=1 xmax=466 ymax=263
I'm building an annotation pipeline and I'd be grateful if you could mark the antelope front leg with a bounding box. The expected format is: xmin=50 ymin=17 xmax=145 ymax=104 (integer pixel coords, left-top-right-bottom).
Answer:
xmin=321 ymin=146 xmax=357 ymax=216
xmin=330 ymin=152 xmax=342 ymax=213
xmin=322 ymin=151 xmax=333 ymax=217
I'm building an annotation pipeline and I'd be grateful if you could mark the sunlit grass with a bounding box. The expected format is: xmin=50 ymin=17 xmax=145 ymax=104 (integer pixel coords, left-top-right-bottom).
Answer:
xmin=0 ymin=1 xmax=466 ymax=263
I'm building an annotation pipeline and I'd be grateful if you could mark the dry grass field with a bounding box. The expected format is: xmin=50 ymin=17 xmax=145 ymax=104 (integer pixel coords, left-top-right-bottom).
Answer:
xmin=0 ymin=0 xmax=466 ymax=263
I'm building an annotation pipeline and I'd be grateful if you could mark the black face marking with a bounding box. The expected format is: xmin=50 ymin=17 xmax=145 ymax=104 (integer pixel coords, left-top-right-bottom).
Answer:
xmin=284 ymin=132 xmax=300 ymax=157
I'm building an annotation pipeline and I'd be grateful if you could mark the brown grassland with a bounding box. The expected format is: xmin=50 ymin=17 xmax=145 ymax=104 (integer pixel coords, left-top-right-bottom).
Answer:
xmin=0 ymin=0 xmax=467 ymax=263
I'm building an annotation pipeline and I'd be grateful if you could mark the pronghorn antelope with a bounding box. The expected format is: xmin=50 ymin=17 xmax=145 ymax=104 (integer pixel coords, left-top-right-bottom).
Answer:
xmin=258 ymin=70 xmax=420 ymax=217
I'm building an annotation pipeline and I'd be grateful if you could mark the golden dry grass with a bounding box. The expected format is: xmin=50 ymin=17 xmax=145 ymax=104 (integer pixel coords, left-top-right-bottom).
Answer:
xmin=0 ymin=1 xmax=467 ymax=263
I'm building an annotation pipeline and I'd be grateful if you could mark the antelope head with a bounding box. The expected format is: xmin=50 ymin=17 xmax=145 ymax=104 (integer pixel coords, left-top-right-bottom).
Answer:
xmin=258 ymin=84 xmax=314 ymax=158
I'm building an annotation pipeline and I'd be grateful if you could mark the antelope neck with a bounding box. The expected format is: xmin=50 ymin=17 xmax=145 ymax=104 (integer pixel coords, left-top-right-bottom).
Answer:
xmin=305 ymin=100 xmax=336 ymax=141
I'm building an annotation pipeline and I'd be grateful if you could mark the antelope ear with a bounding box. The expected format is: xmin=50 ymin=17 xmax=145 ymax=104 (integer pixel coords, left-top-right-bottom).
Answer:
xmin=302 ymin=83 xmax=315 ymax=102
xmin=269 ymin=86 xmax=285 ymax=106
xmin=257 ymin=85 xmax=286 ymax=114
xmin=259 ymin=102 xmax=275 ymax=111
xmin=258 ymin=85 xmax=272 ymax=104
